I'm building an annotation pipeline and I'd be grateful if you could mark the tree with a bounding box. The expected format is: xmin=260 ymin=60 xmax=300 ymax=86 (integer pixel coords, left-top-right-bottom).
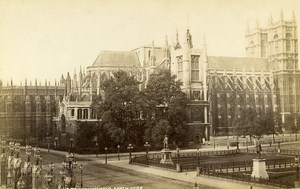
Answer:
xmin=98 ymin=70 xmax=143 ymax=146
xmin=285 ymin=113 xmax=300 ymax=141
xmin=143 ymin=69 xmax=188 ymax=148
xmin=75 ymin=121 xmax=97 ymax=148
xmin=233 ymin=108 xmax=281 ymax=142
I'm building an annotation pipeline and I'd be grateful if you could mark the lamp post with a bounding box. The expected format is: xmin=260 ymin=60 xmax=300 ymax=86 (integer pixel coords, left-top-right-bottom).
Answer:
xmin=79 ymin=164 xmax=83 ymax=188
xmin=44 ymin=162 xmax=54 ymax=189
xmin=196 ymin=148 xmax=200 ymax=176
xmin=246 ymin=137 xmax=249 ymax=154
xmin=47 ymin=137 xmax=51 ymax=153
xmin=96 ymin=142 xmax=99 ymax=157
xmin=295 ymin=119 xmax=298 ymax=142
xmin=292 ymin=156 xmax=300 ymax=180
xmin=104 ymin=147 xmax=108 ymax=164
xmin=32 ymin=146 xmax=42 ymax=189
xmin=69 ymin=138 xmax=74 ymax=153
xmin=62 ymin=152 xmax=77 ymax=188
xmin=127 ymin=144 xmax=133 ymax=164
xmin=144 ymin=142 xmax=150 ymax=165
xmin=24 ymin=145 xmax=32 ymax=189
xmin=144 ymin=142 xmax=150 ymax=157
xmin=117 ymin=145 xmax=120 ymax=161
xmin=13 ymin=142 xmax=22 ymax=189
xmin=176 ymin=148 xmax=180 ymax=165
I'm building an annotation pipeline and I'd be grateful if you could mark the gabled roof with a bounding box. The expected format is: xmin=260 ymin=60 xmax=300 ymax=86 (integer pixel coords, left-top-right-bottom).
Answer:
xmin=208 ymin=56 xmax=271 ymax=71
xmin=92 ymin=51 xmax=140 ymax=67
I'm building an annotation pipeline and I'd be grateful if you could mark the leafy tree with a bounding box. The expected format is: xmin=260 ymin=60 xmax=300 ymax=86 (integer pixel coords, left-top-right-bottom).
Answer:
xmin=143 ymin=69 xmax=188 ymax=148
xmin=233 ymin=108 xmax=282 ymax=142
xmin=75 ymin=121 xmax=96 ymax=148
xmin=285 ymin=113 xmax=300 ymax=141
xmin=98 ymin=70 xmax=143 ymax=146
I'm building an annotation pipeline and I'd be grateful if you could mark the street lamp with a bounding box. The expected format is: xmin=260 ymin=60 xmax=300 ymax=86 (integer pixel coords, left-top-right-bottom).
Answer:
xmin=196 ymin=148 xmax=200 ymax=176
xmin=44 ymin=162 xmax=55 ymax=189
xmin=117 ymin=145 xmax=120 ymax=161
xmin=127 ymin=144 xmax=133 ymax=164
xmin=24 ymin=145 xmax=32 ymax=188
xmin=176 ymin=148 xmax=180 ymax=165
xmin=144 ymin=142 xmax=150 ymax=157
xmin=69 ymin=138 xmax=74 ymax=152
xmin=104 ymin=147 xmax=108 ymax=164
xmin=0 ymin=140 xmax=7 ymax=186
xmin=16 ymin=174 xmax=26 ymax=189
xmin=295 ymin=119 xmax=298 ymax=141
xmin=96 ymin=142 xmax=99 ymax=157
xmin=292 ymin=156 xmax=300 ymax=180
xmin=79 ymin=164 xmax=83 ymax=188
xmin=62 ymin=152 xmax=77 ymax=188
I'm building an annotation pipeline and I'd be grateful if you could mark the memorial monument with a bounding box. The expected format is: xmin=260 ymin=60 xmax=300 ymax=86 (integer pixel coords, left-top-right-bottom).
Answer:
xmin=160 ymin=135 xmax=173 ymax=165
xmin=251 ymin=139 xmax=269 ymax=180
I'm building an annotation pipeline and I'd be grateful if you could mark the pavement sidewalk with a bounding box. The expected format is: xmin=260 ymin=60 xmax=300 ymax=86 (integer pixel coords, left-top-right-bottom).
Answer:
xmin=102 ymin=159 xmax=274 ymax=189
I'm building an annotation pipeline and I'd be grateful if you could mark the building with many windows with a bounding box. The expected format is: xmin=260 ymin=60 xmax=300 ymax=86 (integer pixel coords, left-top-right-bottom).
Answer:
xmin=0 ymin=11 xmax=299 ymax=146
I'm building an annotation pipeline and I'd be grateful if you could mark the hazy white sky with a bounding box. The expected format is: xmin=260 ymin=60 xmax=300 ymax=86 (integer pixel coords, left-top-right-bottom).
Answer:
xmin=0 ymin=0 xmax=299 ymax=84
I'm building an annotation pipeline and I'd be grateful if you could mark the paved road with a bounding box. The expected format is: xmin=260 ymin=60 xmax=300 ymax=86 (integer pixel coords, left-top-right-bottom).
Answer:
xmin=17 ymin=149 xmax=216 ymax=189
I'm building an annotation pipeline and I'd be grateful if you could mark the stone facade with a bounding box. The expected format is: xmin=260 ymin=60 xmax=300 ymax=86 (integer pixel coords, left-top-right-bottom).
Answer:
xmin=0 ymin=11 xmax=299 ymax=143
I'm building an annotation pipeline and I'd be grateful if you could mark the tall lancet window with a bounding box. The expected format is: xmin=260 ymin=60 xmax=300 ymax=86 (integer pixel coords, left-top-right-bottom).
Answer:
xmin=274 ymin=34 xmax=279 ymax=53
xmin=191 ymin=56 xmax=200 ymax=81
xmin=286 ymin=33 xmax=292 ymax=52
xmin=261 ymin=40 xmax=266 ymax=57
xmin=177 ymin=56 xmax=183 ymax=80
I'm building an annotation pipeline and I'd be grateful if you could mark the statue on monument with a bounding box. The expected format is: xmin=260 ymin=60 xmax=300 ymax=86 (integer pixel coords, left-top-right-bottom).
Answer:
xmin=256 ymin=139 xmax=262 ymax=158
xmin=163 ymin=135 xmax=168 ymax=149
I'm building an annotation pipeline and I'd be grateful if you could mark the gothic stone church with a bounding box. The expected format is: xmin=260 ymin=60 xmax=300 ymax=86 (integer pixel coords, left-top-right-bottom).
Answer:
xmin=0 ymin=12 xmax=299 ymax=145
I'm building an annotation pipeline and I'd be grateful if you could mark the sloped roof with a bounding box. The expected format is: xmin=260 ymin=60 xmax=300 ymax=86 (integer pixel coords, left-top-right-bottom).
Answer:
xmin=92 ymin=51 xmax=140 ymax=67
xmin=208 ymin=56 xmax=271 ymax=71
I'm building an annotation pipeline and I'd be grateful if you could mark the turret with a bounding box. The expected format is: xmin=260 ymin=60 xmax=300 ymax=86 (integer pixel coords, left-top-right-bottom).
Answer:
xmin=280 ymin=9 xmax=284 ymax=21
xmin=164 ymin=35 xmax=170 ymax=59
xmin=182 ymin=29 xmax=192 ymax=97
xmin=174 ymin=29 xmax=181 ymax=50
xmin=66 ymin=72 xmax=71 ymax=96
xmin=268 ymin=14 xmax=273 ymax=25
xmin=202 ymin=34 xmax=208 ymax=101
xmin=73 ymin=68 xmax=77 ymax=90
xmin=292 ymin=10 xmax=296 ymax=23
xmin=79 ymin=66 xmax=83 ymax=98
xmin=60 ymin=74 xmax=65 ymax=86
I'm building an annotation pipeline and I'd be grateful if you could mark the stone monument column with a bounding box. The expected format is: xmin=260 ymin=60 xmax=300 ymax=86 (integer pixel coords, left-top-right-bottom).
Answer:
xmin=160 ymin=135 xmax=173 ymax=165
xmin=251 ymin=139 xmax=269 ymax=180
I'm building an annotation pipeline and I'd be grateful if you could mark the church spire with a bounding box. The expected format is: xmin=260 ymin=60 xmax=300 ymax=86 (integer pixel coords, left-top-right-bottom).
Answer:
xmin=256 ymin=19 xmax=260 ymax=29
xmin=164 ymin=35 xmax=170 ymax=59
xmin=202 ymin=33 xmax=208 ymax=61
xmin=268 ymin=14 xmax=273 ymax=25
xmin=186 ymin=29 xmax=193 ymax=48
xmin=280 ymin=9 xmax=284 ymax=21
xmin=174 ymin=29 xmax=181 ymax=50
xmin=292 ymin=10 xmax=296 ymax=22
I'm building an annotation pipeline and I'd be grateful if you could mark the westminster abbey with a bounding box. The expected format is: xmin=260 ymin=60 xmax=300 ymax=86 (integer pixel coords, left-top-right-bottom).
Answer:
xmin=0 ymin=11 xmax=299 ymax=144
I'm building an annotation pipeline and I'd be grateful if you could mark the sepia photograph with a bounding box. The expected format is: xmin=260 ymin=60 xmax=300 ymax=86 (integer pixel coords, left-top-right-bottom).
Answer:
xmin=0 ymin=0 xmax=300 ymax=188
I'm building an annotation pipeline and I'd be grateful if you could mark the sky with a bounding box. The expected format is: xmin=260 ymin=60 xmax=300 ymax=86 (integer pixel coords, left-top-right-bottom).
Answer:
xmin=0 ymin=0 xmax=299 ymax=84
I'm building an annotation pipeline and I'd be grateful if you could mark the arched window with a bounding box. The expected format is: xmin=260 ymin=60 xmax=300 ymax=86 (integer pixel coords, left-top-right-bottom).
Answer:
xmin=261 ymin=40 xmax=266 ymax=57
xmin=77 ymin=109 xmax=82 ymax=119
xmin=286 ymin=33 xmax=292 ymax=52
xmin=274 ymin=34 xmax=279 ymax=52
xmin=71 ymin=109 xmax=75 ymax=116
